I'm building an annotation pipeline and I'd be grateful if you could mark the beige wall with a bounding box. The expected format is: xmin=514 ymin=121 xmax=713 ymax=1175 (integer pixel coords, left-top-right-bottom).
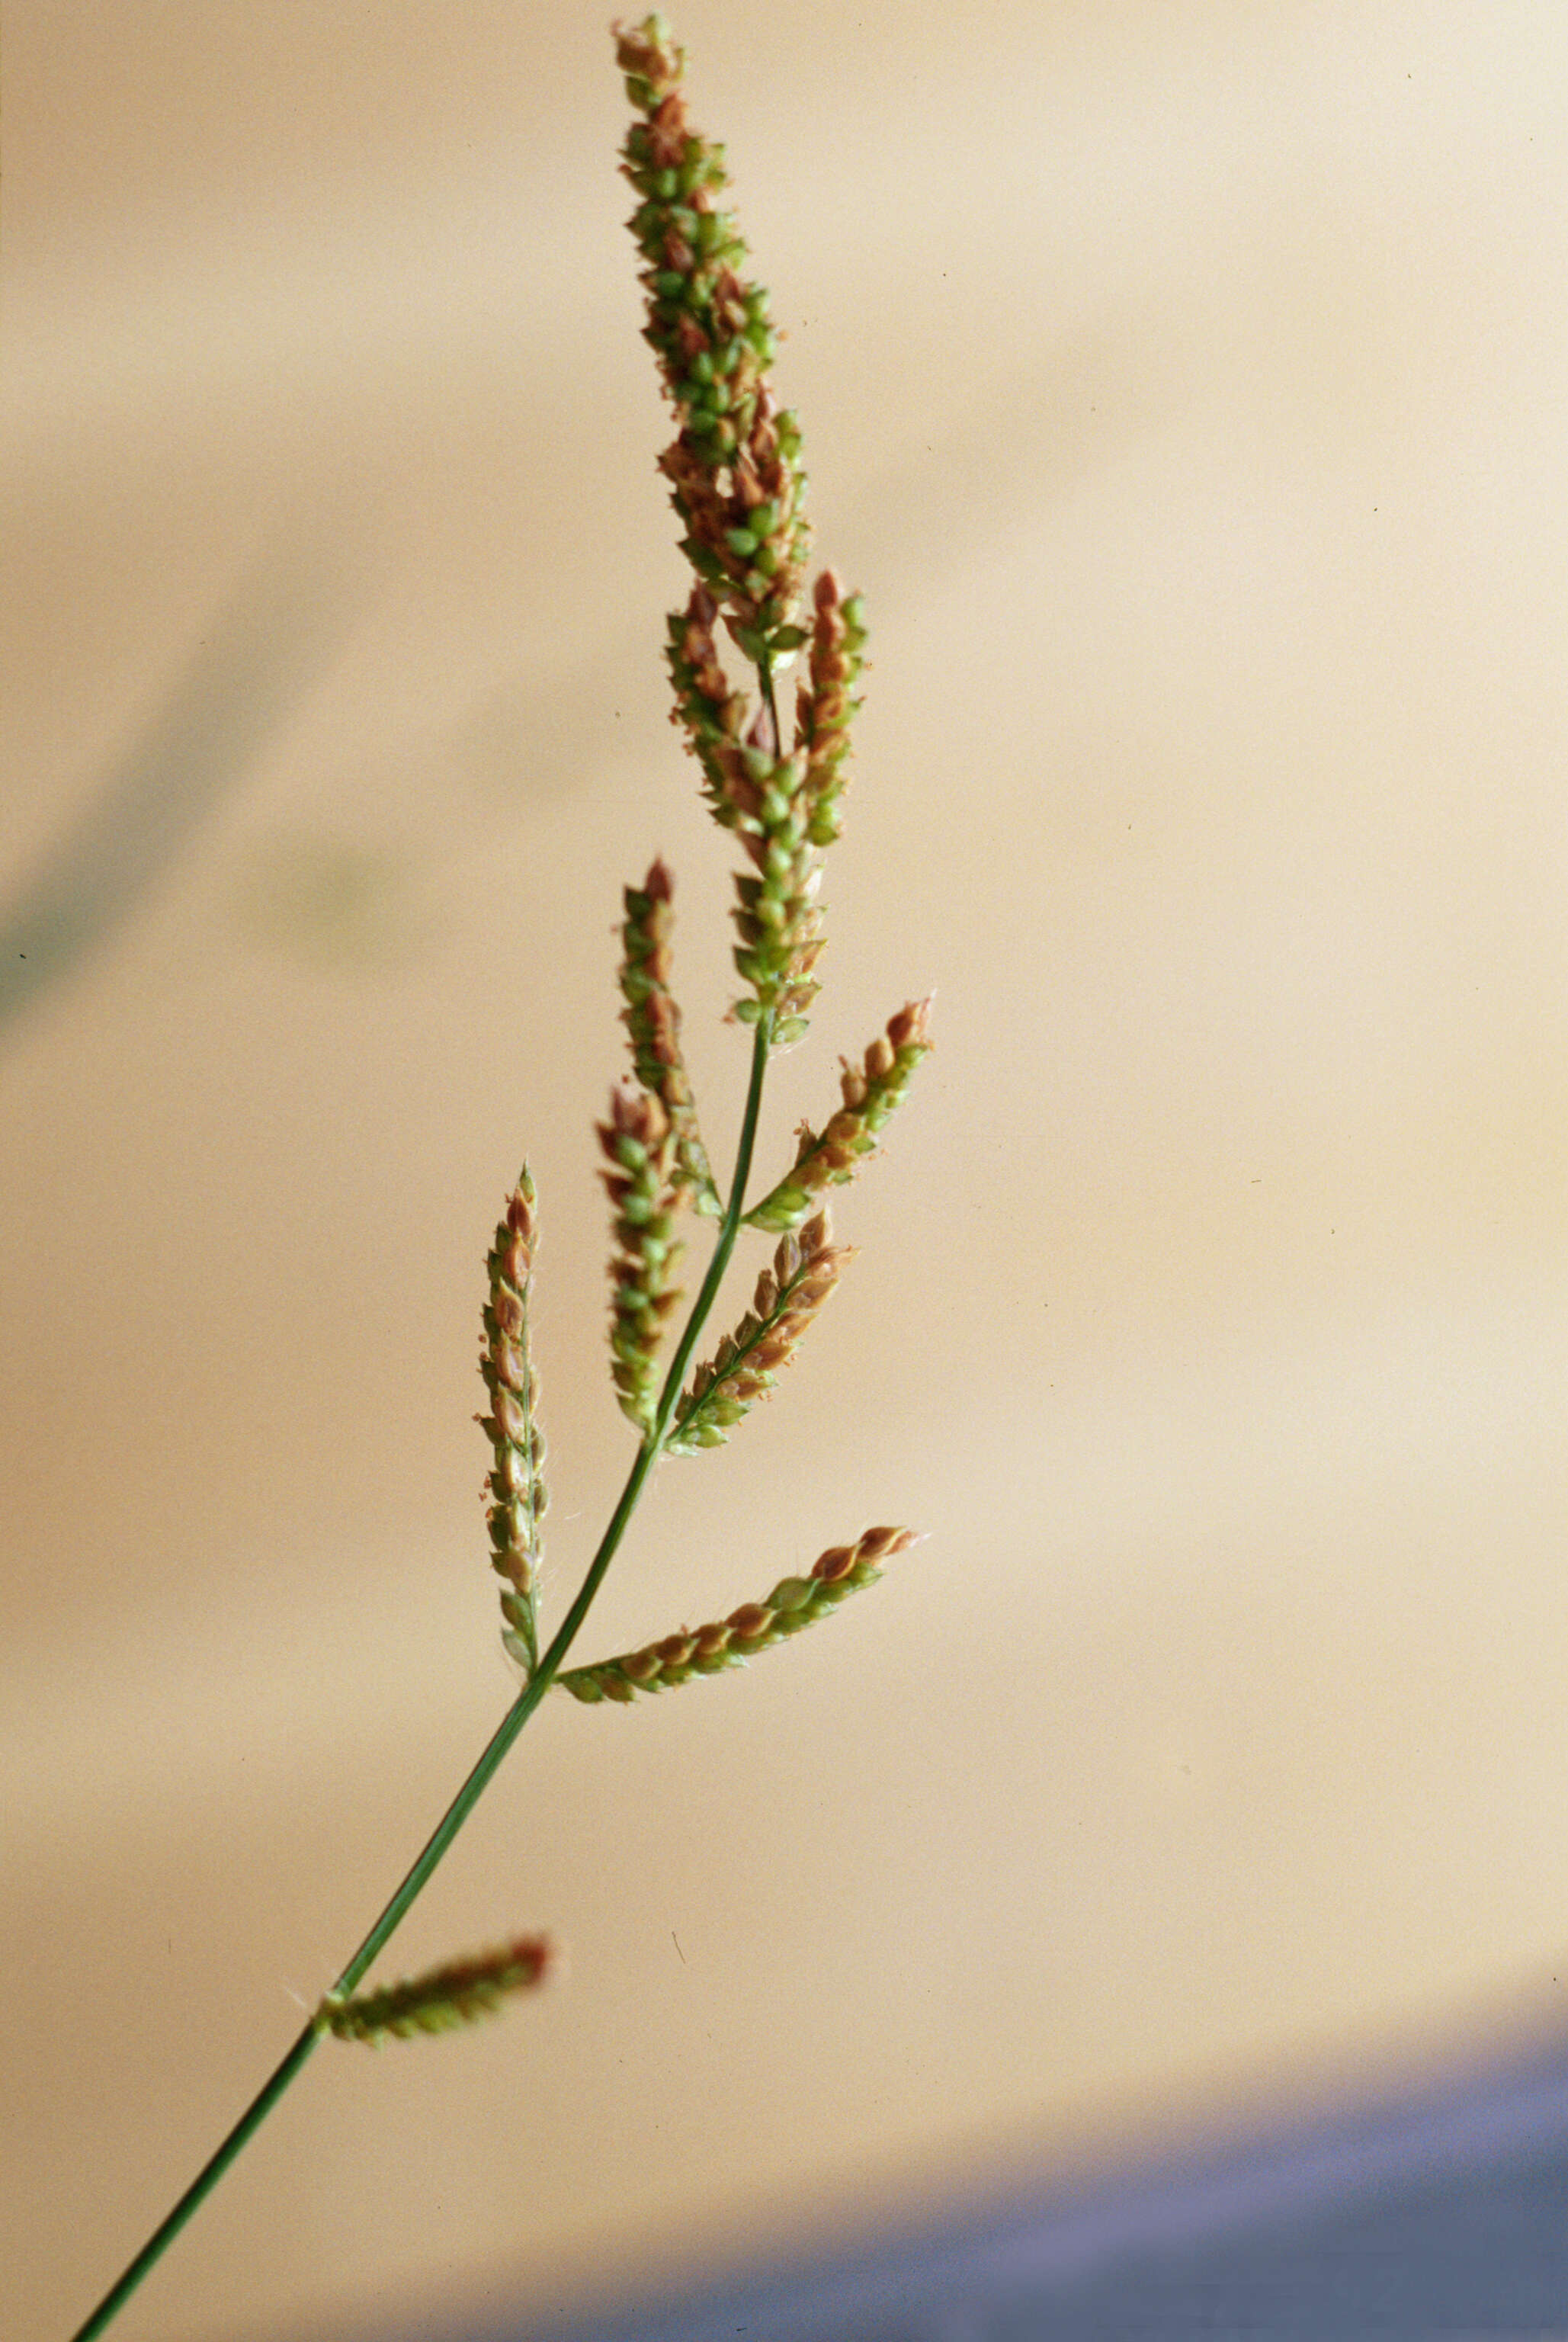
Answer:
xmin=7 ymin=4 xmax=1568 ymax=2337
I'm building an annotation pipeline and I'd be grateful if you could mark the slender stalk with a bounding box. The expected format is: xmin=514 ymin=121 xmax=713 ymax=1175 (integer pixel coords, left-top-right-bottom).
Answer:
xmin=69 ymin=2025 xmax=320 ymax=2342
xmin=69 ymin=1017 xmax=772 ymax=2342
xmin=653 ymin=1012 xmax=772 ymax=1433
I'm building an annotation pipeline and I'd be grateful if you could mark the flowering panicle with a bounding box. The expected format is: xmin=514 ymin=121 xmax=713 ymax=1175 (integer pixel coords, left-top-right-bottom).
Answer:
xmin=665 ymin=1208 xmax=847 ymax=1455
xmin=317 ymin=1936 xmax=553 ymax=2046
xmin=746 ymin=1000 xmax=934 ymax=1230
xmin=478 ymin=1171 xmax=547 ymax=1675
xmin=615 ymin=13 xmax=812 ymax=650
xmin=599 ymin=1087 xmax=684 ymax=1433
xmin=620 ymin=859 xmax=720 ymax=1214
xmin=555 ymin=1527 xmax=918 ymax=1703
xmin=57 ymin=28 xmax=937 ymax=2302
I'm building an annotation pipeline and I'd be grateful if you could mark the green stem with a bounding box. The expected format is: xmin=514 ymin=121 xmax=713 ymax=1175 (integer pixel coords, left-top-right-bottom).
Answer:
xmin=652 ymin=1012 xmax=771 ymax=1436
xmin=70 ymin=1016 xmax=772 ymax=2342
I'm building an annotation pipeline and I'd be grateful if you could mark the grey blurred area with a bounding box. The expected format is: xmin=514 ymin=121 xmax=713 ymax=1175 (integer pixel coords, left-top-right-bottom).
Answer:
xmin=457 ymin=2037 xmax=1568 ymax=2340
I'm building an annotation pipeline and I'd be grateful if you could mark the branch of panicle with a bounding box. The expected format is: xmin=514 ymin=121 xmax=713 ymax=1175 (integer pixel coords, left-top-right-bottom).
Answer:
xmin=615 ymin=14 xmax=812 ymax=655
xmin=598 ymin=1087 xmax=685 ymax=1435
xmin=556 ymin=1526 xmax=918 ymax=1702
xmin=796 ymin=569 xmax=868 ymax=848
xmin=746 ymin=999 xmax=934 ymax=1230
xmin=617 ymin=14 xmax=848 ymax=1039
xmin=317 ymin=1936 xmax=553 ymax=2044
xmin=478 ymin=1171 xmax=548 ymax=1674
xmin=665 ymin=1205 xmax=848 ymax=1454
xmin=620 ymin=858 xmax=722 ymax=1215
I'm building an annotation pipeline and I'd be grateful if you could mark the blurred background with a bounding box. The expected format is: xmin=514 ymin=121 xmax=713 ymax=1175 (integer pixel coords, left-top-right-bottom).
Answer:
xmin=6 ymin=3 xmax=1568 ymax=2337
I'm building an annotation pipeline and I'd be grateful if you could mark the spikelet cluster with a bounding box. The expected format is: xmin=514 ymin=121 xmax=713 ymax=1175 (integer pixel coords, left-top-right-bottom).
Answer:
xmin=665 ymin=1208 xmax=847 ymax=1455
xmin=478 ymin=1172 xmax=547 ymax=1675
xmin=614 ymin=12 xmax=811 ymax=650
xmin=746 ymin=1000 xmax=935 ymax=1231
xmin=599 ymin=1088 xmax=684 ymax=1433
xmin=664 ymin=577 xmax=868 ymax=1039
xmin=318 ymin=1936 xmax=553 ymax=2046
xmin=616 ymin=19 xmax=874 ymax=1044
xmin=665 ymin=582 xmax=748 ymax=824
xmin=556 ymin=1527 xmax=918 ymax=1703
xmin=796 ymin=568 xmax=869 ymax=848
xmin=665 ymin=586 xmax=832 ymax=1041
xmin=724 ymin=733 xmax=824 ymax=1040
xmin=620 ymin=858 xmax=720 ymax=1214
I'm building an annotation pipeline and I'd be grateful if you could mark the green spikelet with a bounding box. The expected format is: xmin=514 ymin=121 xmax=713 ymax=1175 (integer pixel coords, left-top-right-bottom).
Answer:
xmin=317 ymin=1936 xmax=553 ymax=2046
xmin=555 ymin=1526 xmax=919 ymax=1703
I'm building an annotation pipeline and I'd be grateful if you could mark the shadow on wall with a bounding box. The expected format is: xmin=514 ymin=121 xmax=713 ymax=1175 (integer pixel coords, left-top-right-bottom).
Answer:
xmin=0 ymin=565 xmax=332 ymax=1041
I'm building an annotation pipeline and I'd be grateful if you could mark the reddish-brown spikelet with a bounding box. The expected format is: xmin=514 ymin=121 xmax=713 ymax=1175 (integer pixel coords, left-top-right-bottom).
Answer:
xmin=813 ymin=1527 xmax=917 ymax=1584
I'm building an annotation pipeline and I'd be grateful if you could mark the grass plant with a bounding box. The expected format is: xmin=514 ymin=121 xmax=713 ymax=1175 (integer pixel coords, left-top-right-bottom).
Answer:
xmin=69 ymin=18 xmax=931 ymax=2336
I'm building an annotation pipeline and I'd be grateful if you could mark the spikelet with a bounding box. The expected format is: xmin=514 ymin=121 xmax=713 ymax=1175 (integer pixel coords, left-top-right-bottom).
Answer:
xmin=620 ymin=859 xmax=721 ymax=1216
xmin=746 ymin=1000 xmax=933 ymax=1230
xmin=614 ymin=13 xmax=812 ymax=651
xmin=477 ymin=1170 xmax=547 ymax=1675
xmin=556 ymin=1526 xmax=919 ymax=1703
xmin=599 ymin=1086 xmax=684 ymax=1434
xmin=316 ymin=1936 xmax=553 ymax=2046
xmin=665 ymin=1208 xmax=848 ymax=1455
